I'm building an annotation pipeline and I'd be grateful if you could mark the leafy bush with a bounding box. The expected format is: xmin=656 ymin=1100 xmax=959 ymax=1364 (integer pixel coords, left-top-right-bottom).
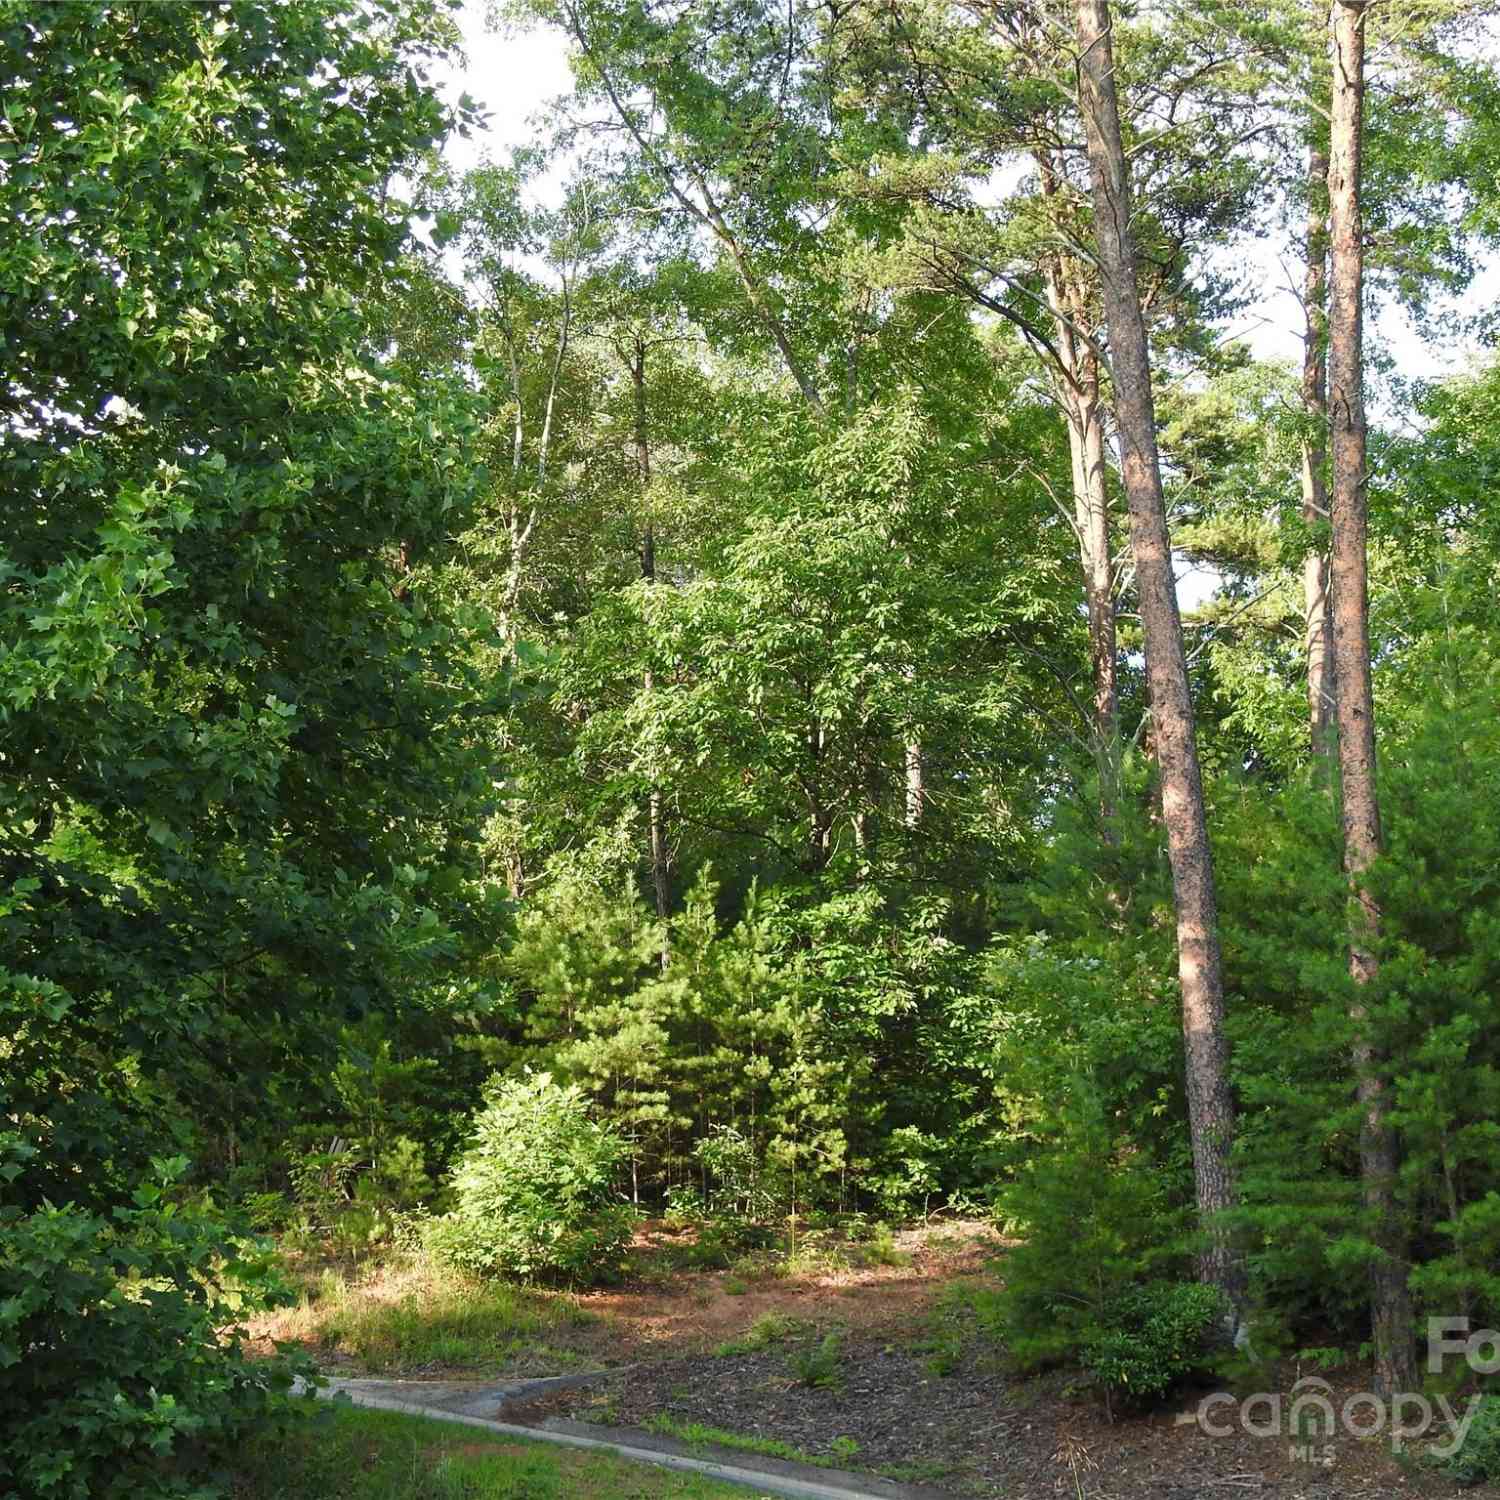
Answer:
xmin=0 ymin=1150 xmax=312 ymax=1500
xmin=428 ymin=1074 xmax=635 ymax=1284
xmin=241 ymin=1190 xmax=292 ymax=1232
xmin=1440 ymin=1392 xmax=1500 ymax=1486
xmin=679 ymin=1217 xmax=774 ymax=1271
xmin=663 ymin=1129 xmax=778 ymax=1270
xmin=1081 ymin=1281 xmax=1229 ymax=1404
xmin=288 ymin=1139 xmax=360 ymax=1235
xmin=691 ymin=1124 xmax=781 ymax=1224
xmin=865 ymin=1126 xmax=946 ymax=1220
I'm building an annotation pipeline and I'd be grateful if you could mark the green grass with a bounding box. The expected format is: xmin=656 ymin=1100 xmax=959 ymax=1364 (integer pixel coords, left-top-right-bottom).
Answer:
xmin=260 ymin=1254 xmax=597 ymax=1375
xmin=854 ymin=1226 xmax=911 ymax=1269
xmin=639 ymin=1216 xmax=914 ymax=1285
xmin=642 ymin=1415 xmax=860 ymax=1471
xmin=875 ymin=1457 xmax=963 ymax=1484
xmin=711 ymin=1311 xmax=799 ymax=1357
xmin=915 ymin=1276 xmax=1008 ymax=1375
xmin=232 ymin=1401 xmax=775 ymax=1499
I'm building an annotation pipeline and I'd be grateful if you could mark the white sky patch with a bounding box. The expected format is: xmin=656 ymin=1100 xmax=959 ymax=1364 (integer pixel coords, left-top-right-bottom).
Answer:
xmin=435 ymin=10 xmax=573 ymax=182
xmin=1208 ymin=240 xmax=1500 ymax=390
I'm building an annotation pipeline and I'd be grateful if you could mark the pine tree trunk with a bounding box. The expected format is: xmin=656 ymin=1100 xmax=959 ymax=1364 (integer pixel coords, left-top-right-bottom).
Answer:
xmin=1045 ymin=251 xmax=1120 ymax=826
xmin=1075 ymin=0 xmax=1244 ymax=1311
xmin=1301 ymin=142 xmax=1336 ymax=757
xmin=1327 ymin=0 xmax=1416 ymax=1396
xmin=1077 ymin=341 xmax=1120 ymax=810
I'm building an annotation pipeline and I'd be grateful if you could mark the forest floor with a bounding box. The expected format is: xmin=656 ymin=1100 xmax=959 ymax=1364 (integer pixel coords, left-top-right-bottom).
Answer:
xmin=251 ymin=1220 xmax=1499 ymax=1499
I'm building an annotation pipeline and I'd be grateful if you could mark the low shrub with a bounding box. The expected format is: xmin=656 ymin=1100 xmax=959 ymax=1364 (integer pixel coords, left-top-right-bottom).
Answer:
xmin=287 ymin=1139 xmax=360 ymax=1235
xmin=788 ymin=1330 xmax=845 ymax=1390
xmin=989 ymin=1083 xmax=1190 ymax=1371
xmin=857 ymin=1222 xmax=910 ymax=1268
xmin=427 ymin=1073 xmax=635 ymax=1285
xmin=1081 ymin=1281 xmax=1229 ymax=1405
xmin=1441 ymin=1391 xmax=1500 ymax=1486
xmin=921 ymin=1281 xmax=1007 ymax=1377
xmin=0 ymin=1150 xmax=311 ymax=1500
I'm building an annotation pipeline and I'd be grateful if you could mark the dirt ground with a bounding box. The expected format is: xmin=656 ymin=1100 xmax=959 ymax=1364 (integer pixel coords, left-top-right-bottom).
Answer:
xmin=526 ymin=1223 xmax=1497 ymax=1499
xmin=520 ymin=1345 xmax=1488 ymax=1497
xmin=568 ymin=1218 xmax=989 ymax=1358
xmin=281 ymin=1221 xmax=1500 ymax=1498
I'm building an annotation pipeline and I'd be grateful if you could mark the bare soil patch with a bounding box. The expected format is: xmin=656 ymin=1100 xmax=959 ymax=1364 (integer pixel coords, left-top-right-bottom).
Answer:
xmin=569 ymin=1218 xmax=994 ymax=1359
xmin=274 ymin=1223 xmax=1500 ymax=1498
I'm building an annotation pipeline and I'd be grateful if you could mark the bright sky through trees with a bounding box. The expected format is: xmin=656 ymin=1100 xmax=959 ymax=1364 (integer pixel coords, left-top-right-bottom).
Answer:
xmin=433 ymin=2 xmax=1497 ymax=615
xmin=437 ymin=2 xmax=1498 ymax=389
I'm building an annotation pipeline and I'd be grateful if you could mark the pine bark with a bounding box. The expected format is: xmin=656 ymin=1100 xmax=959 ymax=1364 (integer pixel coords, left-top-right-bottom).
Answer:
xmin=1039 ymin=158 xmax=1120 ymax=823
xmin=1045 ymin=254 xmax=1120 ymax=824
xmin=1326 ymin=0 xmax=1416 ymax=1395
xmin=1076 ymin=347 xmax=1117 ymax=765
xmin=1301 ymin=142 xmax=1336 ymax=757
xmin=1074 ymin=0 xmax=1243 ymax=1307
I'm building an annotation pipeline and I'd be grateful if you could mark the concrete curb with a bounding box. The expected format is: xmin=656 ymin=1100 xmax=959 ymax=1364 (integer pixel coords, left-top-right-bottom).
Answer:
xmin=534 ymin=1416 xmax=955 ymax=1500
xmin=314 ymin=1376 xmax=954 ymax=1500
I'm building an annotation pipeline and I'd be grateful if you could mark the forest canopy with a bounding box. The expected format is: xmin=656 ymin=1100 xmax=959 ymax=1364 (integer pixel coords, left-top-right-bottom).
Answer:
xmin=5 ymin=0 xmax=1500 ymax=1494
